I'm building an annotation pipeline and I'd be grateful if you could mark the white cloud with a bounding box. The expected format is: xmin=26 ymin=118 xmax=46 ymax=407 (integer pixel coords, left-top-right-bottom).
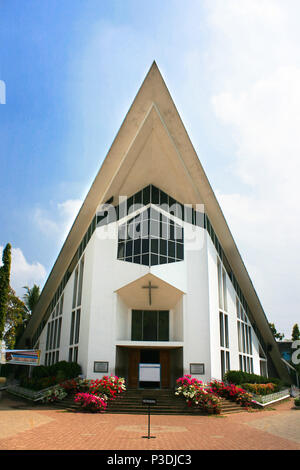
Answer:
xmin=0 ymin=202 xmax=82 ymax=300
xmin=0 ymin=246 xmax=47 ymax=298
xmin=34 ymin=199 xmax=83 ymax=243
xmin=212 ymin=66 xmax=300 ymax=191
xmin=205 ymin=0 xmax=300 ymax=336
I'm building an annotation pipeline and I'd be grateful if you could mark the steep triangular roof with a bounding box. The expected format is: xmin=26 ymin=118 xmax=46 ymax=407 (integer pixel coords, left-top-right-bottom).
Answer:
xmin=19 ymin=62 xmax=290 ymax=382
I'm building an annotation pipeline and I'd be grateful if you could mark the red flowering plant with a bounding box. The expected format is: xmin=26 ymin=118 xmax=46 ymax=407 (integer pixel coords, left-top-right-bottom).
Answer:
xmin=194 ymin=388 xmax=222 ymax=414
xmin=175 ymin=375 xmax=221 ymax=414
xmin=208 ymin=380 xmax=253 ymax=408
xmin=88 ymin=375 xmax=126 ymax=401
xmin=74 ymin=393 xmax=107 ymax=412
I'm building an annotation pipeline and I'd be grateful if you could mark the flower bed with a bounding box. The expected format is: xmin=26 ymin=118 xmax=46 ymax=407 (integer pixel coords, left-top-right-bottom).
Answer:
xmin=175 ymin=375 xmax=222 ymax=414
xmin=88 ymin=375 xmax=126 ymax=400
xmin=208 ymin=380 xmax=253 ymax=407
xmin=74 ymin=393 xmax=107 ymax=412
xmin=223 ymin=370 xmax=284 ymax=390
xmin=251 ymin=389 xmax=290 ymax=405
xmin=70 ymin=375 xmax=126 ymax=412
xmin=7 ymin=374 xmax=126 ymax=411
xmin=242 ymin=383 xmax=277 ymax=396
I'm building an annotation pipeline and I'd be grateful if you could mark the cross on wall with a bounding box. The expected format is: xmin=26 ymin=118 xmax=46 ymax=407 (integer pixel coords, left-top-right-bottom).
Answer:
xmin=142 ymin=281 xmax=158 ymax=306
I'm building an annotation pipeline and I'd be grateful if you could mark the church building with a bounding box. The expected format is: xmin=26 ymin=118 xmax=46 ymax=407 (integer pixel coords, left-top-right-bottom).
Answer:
xmin=19 ymin=62 xmax=291 ymax=388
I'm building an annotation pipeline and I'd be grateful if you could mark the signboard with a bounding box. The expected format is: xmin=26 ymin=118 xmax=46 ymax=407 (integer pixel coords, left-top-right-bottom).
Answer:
xmin=94 ymin=361 xmax=109 ymax=373
xmin=142 ymin=398 xmax=157 ymax=406
xmin=1 ymin=350 xmax=40 ymax=366
xmin=190 ymin=363 xmax=205 ymax=375
xmin=139 ymin=363 xmax=160 ymax=382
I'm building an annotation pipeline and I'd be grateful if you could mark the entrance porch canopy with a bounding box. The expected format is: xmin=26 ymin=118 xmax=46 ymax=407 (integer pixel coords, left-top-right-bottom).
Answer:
xmin=115 ymin=272 xmax=185 ymax=310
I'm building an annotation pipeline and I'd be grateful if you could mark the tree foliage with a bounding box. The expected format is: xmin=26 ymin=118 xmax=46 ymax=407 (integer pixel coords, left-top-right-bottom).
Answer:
xmin=291 ymin=323 xmax=300 ymax=341
xmin=4 ymin=284 xmax=40 ymax=349
xmin=0 ymin=243 xmax=12 ymax=341
xmin=23 ymin=284 xmax=40 ymax=313
xmin=269 ymin=322 xmax=285 ymax=341
xmin=3 ymin=287 xmax=28 ymax=349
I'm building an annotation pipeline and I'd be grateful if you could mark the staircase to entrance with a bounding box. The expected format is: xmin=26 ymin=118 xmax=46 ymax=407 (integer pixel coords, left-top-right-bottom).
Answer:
xmin=55 ymin=388 xmax=245 ymax=415
xmin=106 ymin=389 xmax=244 ymax=415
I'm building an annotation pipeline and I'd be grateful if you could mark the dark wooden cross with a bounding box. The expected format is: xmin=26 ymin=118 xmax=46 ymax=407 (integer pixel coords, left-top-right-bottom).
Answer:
xmin=142 ymin=281 xmax=158 ymax=306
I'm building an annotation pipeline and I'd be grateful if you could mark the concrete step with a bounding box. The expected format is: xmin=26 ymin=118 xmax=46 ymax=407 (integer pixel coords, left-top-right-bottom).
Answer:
xmin=54 ymin=389 xmax=244 ymax=415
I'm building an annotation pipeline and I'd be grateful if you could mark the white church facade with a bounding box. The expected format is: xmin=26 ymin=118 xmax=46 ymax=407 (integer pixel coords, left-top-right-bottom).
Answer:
xmin=19 ymin=62 xmax=291 ymax=388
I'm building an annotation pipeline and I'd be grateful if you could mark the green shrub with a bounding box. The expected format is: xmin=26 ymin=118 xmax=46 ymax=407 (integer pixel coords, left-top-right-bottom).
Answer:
xmin=32 ymin=361 xmax=81 ymax=381
xmin=0 ymin=363 xmax=15 ymax=378
xmin=294 ymin=397 xmax=300 ymax=407
xmin=22 ymin=361 xmax=81 ymax=390
xmin=55 ymin=370 xmax=66 ymax=383
xmin=20 ymin=376 xmax=57 ymax=391
xmin=223 ymin=370 xmax=284 ymax=389
xmin=32 ymin=365 xmax=50 ymax=379
xmin=48 ymin=361 xmax=81 ymax=379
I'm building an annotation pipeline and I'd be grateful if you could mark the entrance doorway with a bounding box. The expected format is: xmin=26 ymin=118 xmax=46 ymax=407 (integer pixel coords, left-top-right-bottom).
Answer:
xmin=139 ymin=349 xmax=160 ymax=389
xmin=127 ymin=348 xmax=170 ymax=389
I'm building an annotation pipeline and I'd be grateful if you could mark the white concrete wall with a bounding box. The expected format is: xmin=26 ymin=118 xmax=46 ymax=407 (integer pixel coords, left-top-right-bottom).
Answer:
xmin=116 ymin=295 xmax=130 ymax=341
xmin=171 ymin=297 xmax=183 ymax=342
xmin=181 ymin=223 xmax=211 ymax=384
xmin=207 ymin=232 xmax=264 ymax=381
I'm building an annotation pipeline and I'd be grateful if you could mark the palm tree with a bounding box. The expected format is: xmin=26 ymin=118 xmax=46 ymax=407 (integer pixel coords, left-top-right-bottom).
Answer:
xmin=23 ymin=284 xmax=40 ymax=313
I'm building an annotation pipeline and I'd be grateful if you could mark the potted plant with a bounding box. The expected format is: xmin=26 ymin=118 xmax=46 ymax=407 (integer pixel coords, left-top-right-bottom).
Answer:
xmin=294 ymin=397 xmax=300 ymax=409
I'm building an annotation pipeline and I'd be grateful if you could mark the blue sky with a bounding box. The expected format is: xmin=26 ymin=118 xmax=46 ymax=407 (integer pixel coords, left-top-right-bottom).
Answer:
xmin=0 ymin=0 xmax=299 ymax=337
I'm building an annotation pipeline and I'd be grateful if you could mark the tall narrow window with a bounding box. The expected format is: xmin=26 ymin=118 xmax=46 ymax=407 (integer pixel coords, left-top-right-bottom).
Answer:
xmin=45 ymin=294 xmax=64 ymax=366
xmin=74 ymin=309 xmax=81 ymax=344
xmin=217 ymin=260 xmax=223 ymax=309
xmin=221 ymin=350 xmax=225 ymax=380
xmin=217 ymin=259 xmax=227 ymax=311
xmin=224 ymin=315 xmax=229 ymax=349
xmin=222 ymin=268 xmax=227 ymax=311
xmin=69 ymin=257 xmax=84 ymax=363
xmin=77 ymin=258 xmax=84 ymax=307
xmin=219 ymin=311 xmax=230 ymax=378
xmin=72 ymin=268 xmax=79 ymax=309
xmin=70 ymin=311 xmax=75 ymax=345
xmin=236 ymin=296 xmax=253 ymax=373
xmin=219 ymin=312 xmax=224 ymax=347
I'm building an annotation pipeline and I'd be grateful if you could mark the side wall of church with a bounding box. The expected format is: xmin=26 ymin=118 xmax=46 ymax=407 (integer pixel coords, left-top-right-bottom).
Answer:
xmin=207 ymin=234 xmax=263 ymax=380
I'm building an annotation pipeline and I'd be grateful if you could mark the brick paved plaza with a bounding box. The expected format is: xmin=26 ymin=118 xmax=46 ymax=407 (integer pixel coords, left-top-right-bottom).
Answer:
xmin=0 ymin=393 xmax=299 ymax=450
xmin=0 ymin=395 xmax=300 ymax=450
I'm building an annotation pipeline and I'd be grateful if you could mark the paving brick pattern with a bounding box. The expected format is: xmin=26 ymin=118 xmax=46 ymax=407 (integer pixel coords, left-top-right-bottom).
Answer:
xmin=0 ymin=394 xmax=299 ymax=450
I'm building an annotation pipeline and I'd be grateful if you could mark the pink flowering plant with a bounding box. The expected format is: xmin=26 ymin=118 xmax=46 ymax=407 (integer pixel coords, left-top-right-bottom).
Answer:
xmin=88 ymin=375 xmax=126 ymax=400
xmin=71 ymin=375 xmax=126 ymax=412
xmin=175 ymin=375 xmax=221 ymax=414
xmin=74 ymin=392 xmax=107 ymax=412
xmin=208 ymin=380 xmax=253 ymax=408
